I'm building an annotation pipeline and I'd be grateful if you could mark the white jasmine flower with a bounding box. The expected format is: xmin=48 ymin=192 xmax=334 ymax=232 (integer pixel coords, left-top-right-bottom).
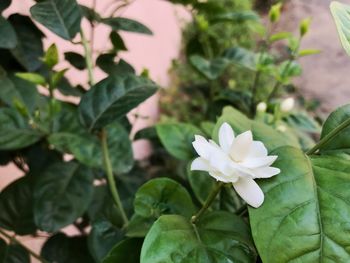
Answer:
xmin=277 ymin=125 xmax=287 ymax=132
xmin=256 ymin=102 xmax=267 ymax=112
xmin=191 ymin=122 xmax=280 ymax=208
xmin=280 ymin=98 xmax=295 ymax=112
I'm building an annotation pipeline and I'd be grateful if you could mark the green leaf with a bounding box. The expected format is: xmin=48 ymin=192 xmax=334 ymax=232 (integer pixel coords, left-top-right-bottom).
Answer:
xmin=41 ymin=233 xmax=95 ymax=263
xmin=0 ymin=0 xmax=11 ymax=12
xmin=224 ymin=47 xmax=257 ymax=71
xmin=51 ymin=68 xmax=68 ymax=87
xmin=0 ymin=176 xmax=36 ymax=235
xmin=15 ymin=72 xmax=46 ymax=85
xmin=64 ymin=52 xmax=86 ymax=70
xmin=331 ymin=1 xmax=350 ymax=56
xmin=96 ymin=54 xmax=135 ymax=75
xmin=210 ymin=11 xmax=259 ymax=24
xmin=34 ymin=161 xmax=94 ymax=232
xmin=126 ymin=215 xmax=154 ymax=238
xmin=277 ymin=61 xmax=302 ymax=84
xmin=0 ymin=240 xmax=30 ymax=263
xmin=43 ymin=43 xmax=59 ymax=68
xmin=30 ymin=0 xmax=82 ymax=40
xmin=187 ymin=168 xmax=216 ymax=206
xmin=0 ymin=16 xmax=17 ymax=49
xmin=80 ymin=5 xmax=101 ymax=23
xmin=0 ymin=108 xmax=43 ymax=150
xmin=269 ymin=32 xmax=292 ymax=42
xmin=141 ymin=212 xmax=257 ymax=263
xmin=78 ymin=75 xmax=157 ymax=131
xmin=48 ymin=123 xmax=134 ymax=174
xmin=134 ymin=178 xmax=195 ymax=219
xmin=319 ymin=104 xmax=350 ymax=153
xmin=102 ymin=17 xmax=152 ymax=35
xmin=298 ymin=49 xmax=321 ymax=57
xmin=156 ymin=122 xmax=202 ymax=160
xmin=213 ymin=106 xmax=299 ymax=151
xmin=110 ymin=31 xmax=127 ymax=52
xmin=9 ymin=14 xmax=44 ymax=71
xmin=88 ymin=219 xmax=124 ymax=262
xmin=103 ymin=238 xmax=143 ymax=263
xmin=0 ymin=74 xmax=39 ymax=113
xmin=189 ymin=55 xmax=229 ymax=80
xmin=249 ymin=146 xmax=350 ymax=262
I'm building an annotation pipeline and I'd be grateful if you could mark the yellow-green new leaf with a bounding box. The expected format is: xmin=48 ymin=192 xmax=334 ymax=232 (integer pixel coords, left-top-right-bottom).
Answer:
xmin=331 ymin=1 xmax=350 ymax=56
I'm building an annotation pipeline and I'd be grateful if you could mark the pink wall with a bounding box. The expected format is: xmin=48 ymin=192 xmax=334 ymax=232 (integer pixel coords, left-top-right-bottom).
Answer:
xmin=0 ymin=0 xmax=188 ymax=260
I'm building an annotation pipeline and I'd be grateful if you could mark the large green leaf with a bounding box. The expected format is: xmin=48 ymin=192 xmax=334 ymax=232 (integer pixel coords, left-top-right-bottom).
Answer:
xmin=213 ymin=106 xmax=299 ymax=151
xmin=30 ymin=0 xmax=82 ymax=40
xmin=319 ymin=104 xmax=350 ymax=154
xmin=64 ymin=52 xmax=86 ymax=70
xmin=49 ymin=123 xmax=134 ymax=174
xmin=0 ymin=176 xmax=36 ymax=235
xmin=331 ymin=1 xmax=350 ymax=56
xmin=224 ymin=47 xmax=257 ymax=71
xmin=9 ymin=14 xmax=44 ymax=71
xmin=34 ymin=161 xmax=94 ymax=232
xmin=0 ymin=0 xmax=11 ymax=12
xmin=41 ymin=233 xmax=94 ymax=263
xmin=88 ymin=219 xmax=124 ymax=262
xmin=249 ymin=146 xmax=350 ymax=262
xmin=103 ymin=238 xmax=143 ymax=263
xmin=141 ymin=212 xmax=257 ymax=263
xmin=189 ymin=55 xmax=229 ymax=80
xmin=0 ymin=108 xmax=43 ymax=150
xmin=0 ymin=239 xmax=30 ymax=263
xmin=102 ymin=17 xmax=152 ymax=35
xmin=156 ymin=123 xmax=203 ymax=160
xmin=78 ymin=75 xmax=157 ymax=131
xmin=0 ymin=74 xmax=39 ymax=113
xmin=0 ymin=16 xmax=17 ymax=49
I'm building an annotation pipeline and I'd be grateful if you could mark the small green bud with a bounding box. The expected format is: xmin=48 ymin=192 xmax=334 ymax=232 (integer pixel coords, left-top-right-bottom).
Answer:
xmin=196 ymin=15 xmax=209 ymax=31
xmin=269 ymin=3 xmax=282 ymax=23
xmin=141 ymin=68 xmax=150 ymax=78
xmin=44 ymin=43 xmax=59 ymax=68
xmin=300 ymin=18 xmax=311 ymax=37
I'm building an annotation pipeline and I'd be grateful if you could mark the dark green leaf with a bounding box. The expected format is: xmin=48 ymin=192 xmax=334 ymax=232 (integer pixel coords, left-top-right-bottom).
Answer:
xmin=0 ymin=176 xmax=36 ymax=235
xmin=41 ymin=233 xmax=94 ymax=263
xmin=64 ymin=52 xmax=86 ymax=70
xmin=30 ymin=0 xmax=82 ymax=40
xmin=224 ymin=46 xmax=257 ymax=71
xmin=133 ymin=178 xmax=195 ymax=228
xmin=277 ymin=61 xmax=302 ymax=83
xmin=80 ymin=5 xmax=101 ymax=22
xmin=0 ymin=0 xmax=11 ymax=12
xmin=57 ymin=77 xmax=84 ymax=97
xmin=110 ymin=31 xmax=127 ymax=52
xmin=49 ymin=122 xmax=134 ymax=174
xmin=9 ymin=14 xmax=44 ymax=71
xmin=103 ymin=238 xmax=143 ymax=263
xmin=156 ymin=122 xmax=202 ymax=160
xmin=34 ymin=161 xmax=94 ymax=232
xmin=96 ymin=53 xmax=135 ymax=75
xmin=0 ymin=241 xmax=30 ymax=263
xmin=319 ymin=104 xmax=350 ymax=153
xmin=0 ymin=108 xmax=43 ymax=150
xmin=88 ymin=219 xmax=124 ymax=262
xmin=102 ymin=17 xmax=152 ymax=35
xmin=187 ymin=169 xmax=216 ymax=206
xmin=189 ymin=55 xmax=229 ymax=80
xmin=249 ymin=146 xmax=350 ymax=262
xmin=141 ymin=212 xmax=257 ymax=263
xmin=0 ymin=16 xmax=17 ymax=49
xmin=126 ymin=214 xmax=154 ymax=238
xmin=78 ymin=75 xmax=157 ymax=131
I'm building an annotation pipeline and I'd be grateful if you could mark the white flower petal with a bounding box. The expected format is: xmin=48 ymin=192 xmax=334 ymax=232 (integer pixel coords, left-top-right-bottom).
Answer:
xmin=219 ymin=122 xmax=234 ymax=153
xmin=209 ymin=171 xmax=233 ymax=183
xmin=252 ymin=167 xmax=280 ymax=178
xmin=230 ymin=130 xmax=253 ymax=162
xmin=241 ymin=155 xmax=278 ymax=169
xmin=233 ymin=177 xmax=264 ymax=208
xmin=192 ymin=135 xmax=212 ymax=159
xmin=191 ymin=157 xmax=211 ymax=172
xmin=246 ymin=141 xmax=268 ymax=158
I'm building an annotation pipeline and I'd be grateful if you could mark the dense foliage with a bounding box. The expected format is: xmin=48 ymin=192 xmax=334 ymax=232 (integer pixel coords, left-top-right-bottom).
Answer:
xmin=1 ymin=0 xmax=350 ymax=262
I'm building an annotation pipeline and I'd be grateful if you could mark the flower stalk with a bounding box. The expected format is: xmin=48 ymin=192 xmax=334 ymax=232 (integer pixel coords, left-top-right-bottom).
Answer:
xmin=191 ymin=182 xmax=224 ymax=224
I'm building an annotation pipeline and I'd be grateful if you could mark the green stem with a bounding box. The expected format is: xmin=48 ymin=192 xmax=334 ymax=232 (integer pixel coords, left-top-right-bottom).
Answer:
xmin=100 ymin=129 xmax=129 ymax=226
xmin=191 ymin=182 xmax=224 ymax=224
xmin=267 ymin=81 xmax=281 ymax=102
xmin=250 ymin=71 xmax=261 ymax=116
xmin=0 ymin=228 xmax=49 ymax=263
xmin=80 ymin=29 xmax=95 ymax=85
xmin=306 ymin=118 xmax=350 ymax=155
